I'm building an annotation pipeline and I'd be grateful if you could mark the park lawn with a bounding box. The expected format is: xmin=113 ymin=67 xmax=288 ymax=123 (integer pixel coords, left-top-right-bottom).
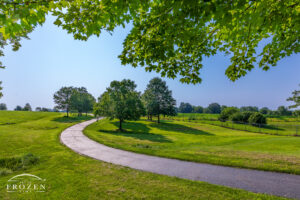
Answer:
xmin=164 ymin=113 xmax=300 ymax=136
xmin=84 ymin=118 xmax=300 ymax=174
xmin=0 ymin=111 xmax=285 ymax=200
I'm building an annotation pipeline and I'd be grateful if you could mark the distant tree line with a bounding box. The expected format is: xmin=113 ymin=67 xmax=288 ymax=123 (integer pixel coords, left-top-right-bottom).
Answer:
xmin=14 ymin=103 xmax=32 ymax=111
xmin=178 ymin=102 xmax=299 ymax=117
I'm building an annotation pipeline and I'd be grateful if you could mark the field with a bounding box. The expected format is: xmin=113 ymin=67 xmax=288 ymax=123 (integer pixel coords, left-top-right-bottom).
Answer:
xmin=84 ymin=118 xmax=300 ymax=174
xmin=162 ymin=113 xmax=300 ymax=136
xmin=0 ymin=111 xmax=286 ymax=200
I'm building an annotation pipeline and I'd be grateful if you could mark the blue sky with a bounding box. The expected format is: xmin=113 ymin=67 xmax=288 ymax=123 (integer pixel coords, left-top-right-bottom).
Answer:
xmin=0 ymin=16 xmax=299 ymax=110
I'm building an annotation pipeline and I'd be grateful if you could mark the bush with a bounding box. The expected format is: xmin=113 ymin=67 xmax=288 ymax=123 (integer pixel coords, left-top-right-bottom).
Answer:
xmin=248 ymin=112 xmax=266 ymax=125
xmin=219 ymin=107 xmax=240 ymax=122
xmin=241 ymin=111 xmax=253 ymax=123
xmin=229 ymin=112 xmax=243 ymax=123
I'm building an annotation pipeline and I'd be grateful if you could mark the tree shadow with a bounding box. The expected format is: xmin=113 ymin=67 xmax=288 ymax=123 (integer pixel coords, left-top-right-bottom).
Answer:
xmin=98 ymin=121 xmax=172 ymax=143
xmin=260 ymin=124 xmax=284 ymax=131
xmin=149 ymin=121 xmax=214 ymax=136
xmin=52 ymin=116 xmax=93 ymax=123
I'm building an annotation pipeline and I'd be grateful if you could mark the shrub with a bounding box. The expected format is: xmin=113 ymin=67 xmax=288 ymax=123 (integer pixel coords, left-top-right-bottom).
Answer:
xmin=240 ymin=111 xmax=253 ymax=123
xmin=219 ymin=107 xmax=240 ymax=122
xmin=230 ymin=112 xmax=243 ymax=123
xmin=248 ymin=112 xmax=266 ymax=125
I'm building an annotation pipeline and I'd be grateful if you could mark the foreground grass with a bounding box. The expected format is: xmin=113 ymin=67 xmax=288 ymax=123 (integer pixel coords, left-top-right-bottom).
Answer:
xmin=84 ymin=118 xmax=300 ymax=174
xmin=0 ymin=111 xmax=285 ymax=199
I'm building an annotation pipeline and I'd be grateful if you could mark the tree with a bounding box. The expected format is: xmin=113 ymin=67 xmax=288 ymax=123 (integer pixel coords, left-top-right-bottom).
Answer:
xmin=143 ymin=78 xmax=176 ymax=123
xmin=178 ymin=102 xmax=193 ymax=113
xmin=70 ymin=87 xmax=95 ymax=116
xmin=259 ymin=107 xmax=270 ymax=115
xmin=41 ymin=107 xmax=50 ymax=112
xmin=249 ymin=112 xmax=266 ymax=125
xmin=94 ymin=79 xmax=145 ymax=130
xmin=23 ymin=103 xmax=32 ymax=111
xmin=221 ymin=105 xmax=228 ymax=112
xmin=14 ymin=105 xmax=22 ymax=111
xmin=193 ymin=106 xmax=204 ymax=113
xmin=0 ymin=103 xmax=7 ymax=110
xmin=1 ymin=1 xmax=298 ymax=86
xmin=240 ymin=106 xmax=259 ymax=112
xmin=219 ymin=107 xmax=239 ymax=122
xmin=207 ymin=103 xmax=221 ymax=114
xmin=287 ymin=84 xmax=300 ymax=110
xmin=53 ymin=86 xmax=74 ymax=117
xmin=277 ymin=106 xmax=292 ymax=116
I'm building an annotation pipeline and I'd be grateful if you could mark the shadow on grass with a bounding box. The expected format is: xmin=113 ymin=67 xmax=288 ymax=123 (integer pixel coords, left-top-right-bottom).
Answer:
xmin=98 ymin=121 xmax=172 ymax=143
xmin=260 ymin=124 xmax=284 ymax=131
xmin=52 ymin=115 xmax=93 ymax=123
xmin=149 ymin=121 xmax=214 ymax=136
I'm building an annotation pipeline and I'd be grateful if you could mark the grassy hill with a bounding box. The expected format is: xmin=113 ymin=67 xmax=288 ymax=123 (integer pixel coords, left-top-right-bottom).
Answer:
xmin=0 ymin=111 xmax=285 ymax=200
xmin=84 ymin=118 xmax=300 ymax=174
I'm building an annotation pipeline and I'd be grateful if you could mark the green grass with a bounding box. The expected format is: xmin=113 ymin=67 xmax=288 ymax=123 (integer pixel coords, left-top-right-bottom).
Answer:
xmin=84 ymin=118 xmax=300 ymax=175
xmin=164 ymin=113 xmax=300 ymax=136
xmin=0 ymin=111 xmax=286 ymax=199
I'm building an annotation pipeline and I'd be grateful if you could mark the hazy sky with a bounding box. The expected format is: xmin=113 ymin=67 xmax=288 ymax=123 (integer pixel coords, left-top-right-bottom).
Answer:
xmin=0 ymin=16 xmax=299 ymax=110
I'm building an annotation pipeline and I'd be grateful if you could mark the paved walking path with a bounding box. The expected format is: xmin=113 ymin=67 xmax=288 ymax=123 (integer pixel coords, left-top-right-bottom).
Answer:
xmin=60 ymin=119 xmax=300 ymax=199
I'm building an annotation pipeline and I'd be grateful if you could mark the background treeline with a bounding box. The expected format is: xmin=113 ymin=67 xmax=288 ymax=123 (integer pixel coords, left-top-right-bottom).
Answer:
xmin=178 ymin=102 xmax=299 ymax=117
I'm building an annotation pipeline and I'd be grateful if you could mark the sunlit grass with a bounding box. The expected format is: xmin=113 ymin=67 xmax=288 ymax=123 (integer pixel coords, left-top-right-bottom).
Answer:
xmin=85 ymin=118 xmax=300 ymax=174
xmin=0 ymin=111 xmax=285 ymax=199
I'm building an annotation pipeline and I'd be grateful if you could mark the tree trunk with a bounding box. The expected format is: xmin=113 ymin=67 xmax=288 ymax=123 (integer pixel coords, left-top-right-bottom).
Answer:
xmin=119 ymin=119 xmax=123 ymax=131
xmin=158 ymin=114 xmax=160 ymax=123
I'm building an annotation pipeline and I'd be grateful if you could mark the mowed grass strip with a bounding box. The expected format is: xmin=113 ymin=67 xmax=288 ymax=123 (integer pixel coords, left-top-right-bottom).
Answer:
xmin=0 ymin=111 xmax=286 ymax=199
xmin=84 ymin=118 xmax=300 ymax=174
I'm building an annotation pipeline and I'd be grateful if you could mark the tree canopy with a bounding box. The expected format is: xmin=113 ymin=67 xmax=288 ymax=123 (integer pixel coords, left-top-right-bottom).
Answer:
xmin=23 ymin=103 xmax=32 ymax=111
xmin=94 ymin=79 xmax=145 ymax=130
xmin=143 ymin=77 xmax=176 ymax=122
xmin=53 ymin=86 xmax=74 ymax=117
xmin=70 ymin=87 xmax=95 ymax=116
xmin=1 ymin=0 xmax=299 ymax=88
xmin=178 ymin=102 xmax=193 ymax=113
xmin=0 ymin=103 xmax=7 ymax=110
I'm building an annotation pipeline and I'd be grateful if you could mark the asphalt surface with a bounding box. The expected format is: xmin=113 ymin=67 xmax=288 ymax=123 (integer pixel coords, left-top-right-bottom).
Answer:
xmin=60 ymin=119 xmax=300 ymax=199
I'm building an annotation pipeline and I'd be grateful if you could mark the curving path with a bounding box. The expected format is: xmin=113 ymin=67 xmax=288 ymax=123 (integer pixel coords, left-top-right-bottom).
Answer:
xmin=60 ymin=119 xmax=300 ymax=199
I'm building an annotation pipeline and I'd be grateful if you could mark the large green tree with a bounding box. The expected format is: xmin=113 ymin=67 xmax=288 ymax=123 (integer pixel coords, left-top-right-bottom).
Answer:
xmin=143 ymin=77 xmax=176 ymax=123
xmin=70 ymin=87 xmax=95 ymax=116
xmin=53 ymin=86 xmax=74 ymax=117
xmin=1 ymin=0 xmax=299 ymax=91
xmin=94 ymin=79 xmax=145 ymax=130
